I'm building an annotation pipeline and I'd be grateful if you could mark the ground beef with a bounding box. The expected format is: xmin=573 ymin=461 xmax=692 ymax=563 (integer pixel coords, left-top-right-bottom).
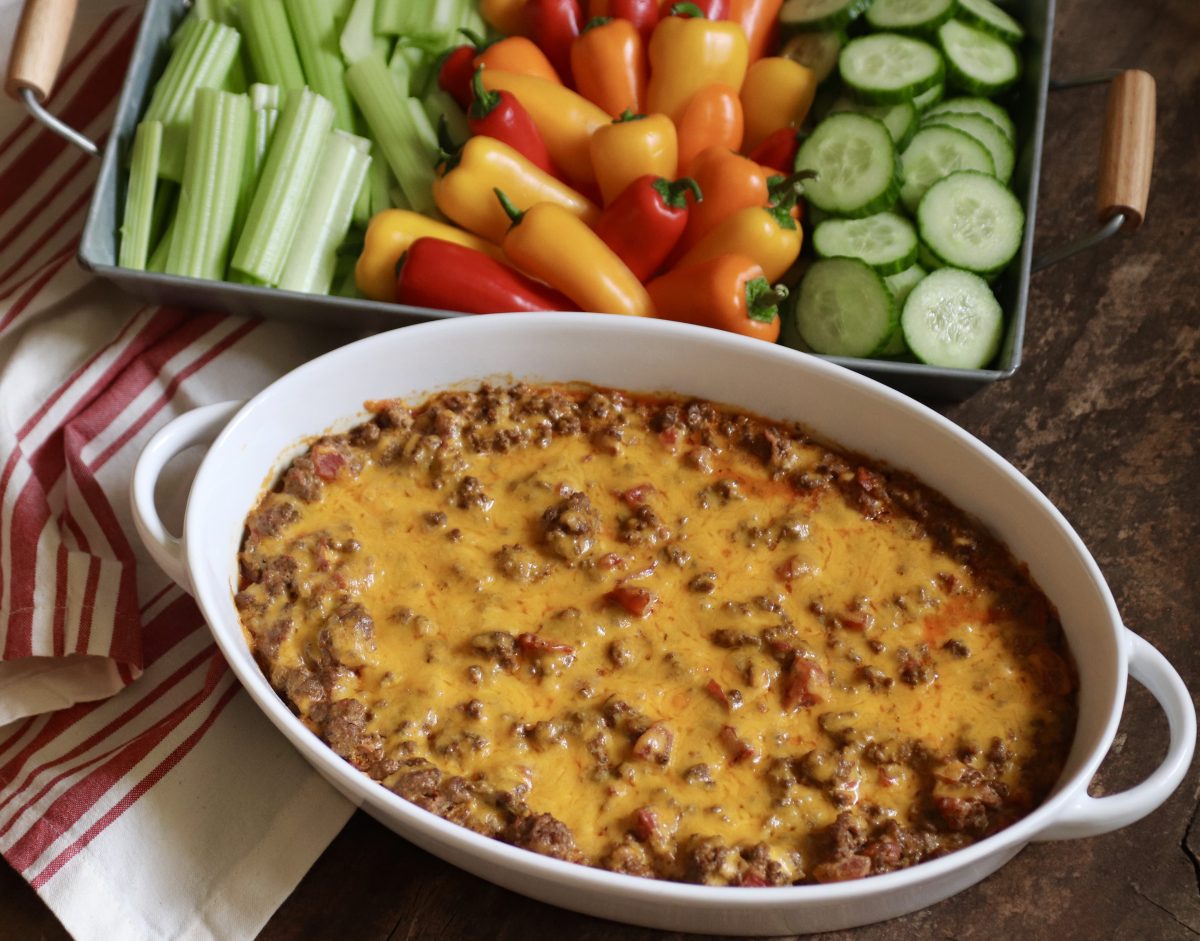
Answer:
xmin=504 ymin=813 xmax=583 ymax=863
xmin=541 ymin=490 xmax=599 ymax=561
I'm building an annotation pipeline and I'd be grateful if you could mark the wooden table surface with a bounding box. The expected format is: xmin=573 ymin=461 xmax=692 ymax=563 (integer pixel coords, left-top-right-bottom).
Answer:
xmin=4 ymin=0 xmax=1198 ymax=937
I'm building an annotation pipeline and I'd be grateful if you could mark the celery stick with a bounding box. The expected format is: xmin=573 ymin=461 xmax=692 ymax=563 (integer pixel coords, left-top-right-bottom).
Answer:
xmin=118 ymin=120 xmax=163 ymax=270
xmin=233 ymin=106 xmax=279 ymax=243
xmin=374 ymin=0 xmax=423 ymax=35
xmin=388 ymin=184 xmax=411 ymax=210
xmin=149 ymin=181 xmax=177 ymax=250
xmin=405 ymin=97 xmax=438 ymax=154
xmin=165 ymin=89 xmax=251 ymax=280
xmin=369 ymin=149 xmax=395 ymax=215
xmin=278 ymin=130 xmax=372 ymax=293
xmin=147 ymin=212 xmax=175 ymax=273
xmin=388 ymin=41 xmax=437 ymax=99
xmin=341 ymin=0 xmax=387 ymax=64
xmin=423 ymin=89 xmax=468 ymax=145
xmin=346 ymin=54 xmax=437 ymax=214
xmin=231 ymin=87 xmax=336 ymax=284
xmin=170 ymin=12 xmax=201 ymax=50
xmin=145 ymin=18 xmax=241 ymax=181
xmin=224 ymin=50 xmax=249 ymax=93
xmin=284 ymin=0 xmax=356 ymax=131
xmin=249 ymin=82 xmax=281 ymax=111
xmin=239 ymin=0 xmax=306 ymax=92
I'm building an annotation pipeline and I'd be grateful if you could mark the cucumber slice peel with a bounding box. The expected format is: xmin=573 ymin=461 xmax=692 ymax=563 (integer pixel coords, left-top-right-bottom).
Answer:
xmin=901 ymin=267 xmax=1003 ymax=368
xmin=865 ymin=0 xmax=957 ymax=34
xmin=911 ymin=82 xmax=945 ymax=111
xmin=917 ymin=170 xmax=1024 ymax=275
xmin=938 ymin=19 xmax=1020 ymax=96
xmin=813 ymin=211 xmax=919 ymax=276
xmin=780 ymin=0 xmax=872 ymax=32
xmin=839 ymin=33 xmax=945 ymax=104
xmin=923 ymin=111 xmax=1014 ymax=181
xmin=925 ymin=95 xmax=1016 ymax=143
xmin=899 ymin=124 xmax=994 ymax=213
xmin=956 ymin=0 xmax=1025 ymax=44
xmin=795 ymin=112 xmax=900 ymax=217
xmin=830 ymin=95 xmax=918 ymax=149
xmin=877 ymin=263 xmax=928 ymax=355
xmin=794 ymin=257 xmax=898 ymax=357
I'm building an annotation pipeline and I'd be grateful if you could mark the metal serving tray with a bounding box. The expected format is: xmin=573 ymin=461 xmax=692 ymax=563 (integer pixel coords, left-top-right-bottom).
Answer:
xmin=11 ymin=0 xmax=1151 ymax=399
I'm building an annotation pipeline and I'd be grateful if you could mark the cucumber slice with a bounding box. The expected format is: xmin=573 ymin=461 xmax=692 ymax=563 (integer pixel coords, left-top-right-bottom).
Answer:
xmin=899 ymin=124 xmax=994 ymax=213
xmin=901 ymin=267 xmax=1003 ymax=368
xmin=878 ymin=263 xmax=928 ymax=355
xmin=813 ymin=211 xmax=919 ymax=276
xmin=781 ymin=30 xmax=847 ymax=84
xmin=839 ymin=34 xmax=945 ymax=104
xmin=938 ymin=20 xmax=1020 ymax=96
xmin=865 ymin=0 xmax=957 ymax=34
xmin=795 ymin=113 xmax=900 ymax=217
xmin=912 ymin=82 xmax=944 ymax=111
xmin=922 ymin=111 xmax=1014 ymax=181
xmin=780 ymin=0 xmax=871 ymax=32
xmin=917 ymin=241 xmax=944 ymax=271
xmin=917 ymin=170 xmax=1024 ymax=275
xmin=830 ymin=96 xmax=918 ymax=149
xmin=956 ymin=0 xmax=1025 ymax=43
xmin=794 ymin=257 xmax=898 ymax=357
xmin=924 ymin=95 xmax=1016 ymax=143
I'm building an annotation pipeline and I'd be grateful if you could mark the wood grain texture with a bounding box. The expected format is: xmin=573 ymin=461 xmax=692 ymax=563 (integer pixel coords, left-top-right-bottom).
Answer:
xmin=5 ymin=0 xmax=81 ymax=100
xmin=1098 ymin=70 xmax=1156 ymax=229
xmin=3 ymin=0 xmax=1198 ymax=938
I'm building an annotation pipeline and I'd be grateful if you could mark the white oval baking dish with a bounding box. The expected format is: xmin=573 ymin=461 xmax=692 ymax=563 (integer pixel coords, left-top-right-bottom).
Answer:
xmin=130 ymin=314 xmax=1194 ymax=935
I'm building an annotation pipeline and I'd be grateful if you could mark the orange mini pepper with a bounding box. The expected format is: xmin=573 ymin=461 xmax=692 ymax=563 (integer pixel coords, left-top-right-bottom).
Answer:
xmin=649 ymin=252 xmax=785 ymax=342
xmin=673 ymin=195 xmax=804 ymax=282
xmin=480 ymin=70 xmax=611 ymax=187
xmin=571 ymin=17 xmax=647 ymax=118
xmin=433 ymin=136 xmax=599 ymax=244
xmin=646 ymin=4 xmax=748 ymax=125
xmin=476 ymin=36 xmax=562 ymax=84
xmin=674 ymin=83 xmax=743 ymax=176
xmin=739 ymin=57 xmax=818 ymax=152
xmin=496 ymin=190 xmax=654 ymax=316
xmin=355 ymin=211 xmax=503 ymax=302
xmin=675 ymin=146 xmax=770 ymax=255
xmin=728 ymin=0 xmax=783 ymax=63
xmin=589 ymin=112 xmax=678 ymax=205
xmin=481 ymin=0 xmax=530 ymax=35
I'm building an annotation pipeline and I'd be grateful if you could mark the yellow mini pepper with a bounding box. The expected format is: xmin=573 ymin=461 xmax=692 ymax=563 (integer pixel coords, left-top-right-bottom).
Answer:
xmin=496 ymin=190 xmax=654 ymax=317
xmin=480 ymin=70 xmax=612 ymax=188
xmin=355 ymin=211 xmax=502 ymax=302
xmin=589 ymin=112 xmax=678 ymax=205
xmin=433 ymin=137 xmax=599 ymax=245
xmin=673 ymin=200 xmax=803 ymax=282
xmin=646 ymin=4 xmax=748 ymax=125
xmin=480 ymin=0 xmax=529 ymax=36
xmin=739 ymin=57 xmax=818 ymax=152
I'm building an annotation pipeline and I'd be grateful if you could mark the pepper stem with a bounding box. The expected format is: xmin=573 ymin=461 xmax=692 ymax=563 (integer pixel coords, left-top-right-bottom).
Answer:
xmin=746 ymin=278 xmax=787 ymax=323
xmin=653 ymin=176 xmax=703 ymax=209
xmin=469 ymin=67 xmax=500 ymax=120
xmin=767 ymin=169 xmax=818 ymax=203
xmin=436 ymin=115 xmax=463 ymax=172
xmin=616 ymin=109 xmax=646 ymax=123
xmin=458 ymin=28 xmax=489 ymax=50
xmin=494 ymin=188 xmax=525 ymax=227
xmin=669 ymin=2 xmax=707 ymax=17
xmin=583 ymin=16 xmax=613 ymax=31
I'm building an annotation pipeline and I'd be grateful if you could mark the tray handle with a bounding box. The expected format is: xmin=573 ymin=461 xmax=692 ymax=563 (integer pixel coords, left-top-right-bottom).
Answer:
xmin=1035 ymin=69 xmax=1156 ymax=270
xmin=5 ymin=0 xmax=98 ymax=154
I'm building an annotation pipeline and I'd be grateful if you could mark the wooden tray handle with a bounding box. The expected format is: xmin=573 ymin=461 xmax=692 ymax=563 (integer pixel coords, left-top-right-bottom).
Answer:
xmin=5 ymin=0 xmax=80 ymax=102
xmin=1097 ymin=69 xmax=1156 ymax=231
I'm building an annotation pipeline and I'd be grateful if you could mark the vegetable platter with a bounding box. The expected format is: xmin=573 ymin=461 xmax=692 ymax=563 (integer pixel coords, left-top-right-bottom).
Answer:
xmin=6 ymin=0 xmax=1152 ymax=397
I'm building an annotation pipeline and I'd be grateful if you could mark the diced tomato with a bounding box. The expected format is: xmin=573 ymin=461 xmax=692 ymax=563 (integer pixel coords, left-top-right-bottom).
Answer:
xmin=311 ymin=448 xmax=346 ymax=480
xmin=738 ymin=871 xmax=769 ymax=887
xmin=634 ymin=807 xmax=660 ymax=842
xmin=516 ymin=632 xmax=575 ymax=655
xmin=705 ymin=678 xmax=731 ymax=709
xmin=719 ymin=724 xmax=757 ymax=764
xmin=596 ymin=552 xmax=626 ymax=570
xmin=604 ymin=585 xmax=657 ymax=617
xmin=782 ymin=658 xmax=830 ymax=710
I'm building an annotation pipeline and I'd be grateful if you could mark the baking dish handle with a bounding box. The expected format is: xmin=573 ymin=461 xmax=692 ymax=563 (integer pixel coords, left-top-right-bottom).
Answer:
xmin=5 ymin=0 xmax=98 ymax=154
xmin=1032 ymin=630 xmax=1196 ymax=842
xmin=130 ymin=401 xmax=244 ymax=594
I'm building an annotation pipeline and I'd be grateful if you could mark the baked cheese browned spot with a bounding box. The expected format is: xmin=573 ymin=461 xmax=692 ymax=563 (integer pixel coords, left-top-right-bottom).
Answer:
xmin=235 ymin=384 xmax=1076 ymax=886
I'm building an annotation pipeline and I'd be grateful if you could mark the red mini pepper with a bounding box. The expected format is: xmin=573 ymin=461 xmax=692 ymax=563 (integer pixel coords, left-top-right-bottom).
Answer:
xmin=610 ymin=0 xmax=661 ymax=44
xmin=593 ymin=175 xmax=702 ymax=282
xmin=524 ymin=0 xmax=584 ymax=85
xmin=748 ymin=126 xmax=802 ymax=174
xmin=437 ymin=30 xmax=495 ymax=110
xmin=395 ymin=238 xmax=575 ymax=313
xmin=467 ymin=68 xmax=560 ymax=179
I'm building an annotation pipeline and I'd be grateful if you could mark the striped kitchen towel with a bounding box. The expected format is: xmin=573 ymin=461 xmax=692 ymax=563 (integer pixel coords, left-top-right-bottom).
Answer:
xmin=0 ymin=3 xmax=355 ymax=938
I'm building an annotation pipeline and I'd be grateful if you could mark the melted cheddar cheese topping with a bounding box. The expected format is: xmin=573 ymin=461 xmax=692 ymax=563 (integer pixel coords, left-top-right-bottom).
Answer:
xmin=236 ymin=384 xmax=1076 ymax=886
